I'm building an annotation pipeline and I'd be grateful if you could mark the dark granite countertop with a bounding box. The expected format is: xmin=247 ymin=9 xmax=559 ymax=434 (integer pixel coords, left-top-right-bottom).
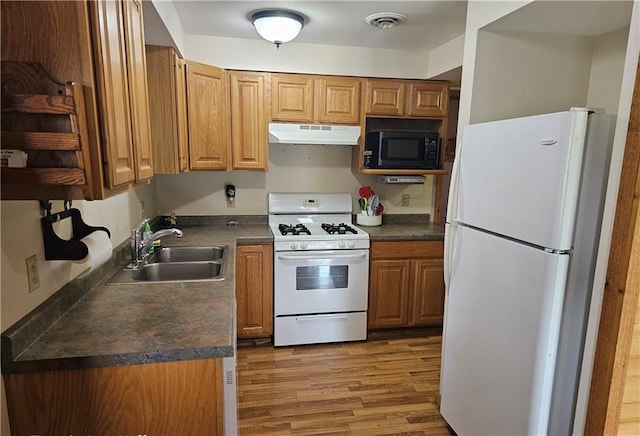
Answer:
xmin=363 ymin=223 xmax=445 ymax=241
xmin=2 ymin=214 xmax=443 ymax=375
xmin=356 ymin=214 xmax=445 ymax=241
xmin=2 ymin=221 xmax=272 ymax=374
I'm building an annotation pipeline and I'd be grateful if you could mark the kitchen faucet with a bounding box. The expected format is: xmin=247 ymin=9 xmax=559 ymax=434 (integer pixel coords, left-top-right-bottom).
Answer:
xmin=130 ymin=219 xmax=183 ymax=267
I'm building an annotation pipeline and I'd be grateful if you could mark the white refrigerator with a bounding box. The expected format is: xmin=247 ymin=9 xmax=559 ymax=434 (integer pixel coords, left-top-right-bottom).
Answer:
xmin=440 ymin=108 xmax=616 ymax=435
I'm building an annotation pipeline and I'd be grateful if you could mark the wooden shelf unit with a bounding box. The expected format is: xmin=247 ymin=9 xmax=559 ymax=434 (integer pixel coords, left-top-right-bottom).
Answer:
xmin=1 ymin=61 xmax=96 ymax=200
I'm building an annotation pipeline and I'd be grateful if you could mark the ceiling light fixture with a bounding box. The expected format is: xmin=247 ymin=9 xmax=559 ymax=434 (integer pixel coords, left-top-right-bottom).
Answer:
xmin=251 ymin=10 xmax=305 ymax=49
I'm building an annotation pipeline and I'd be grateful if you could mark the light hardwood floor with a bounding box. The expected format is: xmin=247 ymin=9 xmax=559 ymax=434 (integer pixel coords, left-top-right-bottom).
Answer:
xmin=236 ymin=336 xmax=452 ymax=435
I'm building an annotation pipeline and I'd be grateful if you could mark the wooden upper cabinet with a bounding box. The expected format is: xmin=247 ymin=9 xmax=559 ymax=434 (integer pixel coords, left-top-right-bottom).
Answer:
xmin=271 ymin=73 xmax=361 ymax=124
xmin=146 ymin=45 xmax=189 ymax=174
xmin=90 ymin=0 xmax=135 ymax=187
xmin=271 ymin=73 xmax=314 ymax=123
xmin=315 ymin=76 xmax=361 ymax=124
xmin=122 ymin=0 xmax=153 ymax=181
xmin=365 ymin=79 xmax=406 ymax=116
xmin=406 ymin=82 xmax=448 ymax=118
xmin=174 ymin=58 xmax=189 ymax=172
xmin=90 ymin=0 xmax=153 ymax=188
xmin=186 ymin=61 xmax=230 ymax=170
xmin=364 ymin=79 xmax=448 ymax=118
xmin=229 ymin=71 xmax=269 ymax=171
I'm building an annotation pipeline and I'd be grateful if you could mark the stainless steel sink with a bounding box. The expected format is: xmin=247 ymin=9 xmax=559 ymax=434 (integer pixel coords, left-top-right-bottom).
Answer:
xmin=147 ymin=246 xmax=225 ymax=263
xmin=134 ymin=261 xmax=222 ymax=282
xmin=106 ymin=245 xmax=227 ymax=284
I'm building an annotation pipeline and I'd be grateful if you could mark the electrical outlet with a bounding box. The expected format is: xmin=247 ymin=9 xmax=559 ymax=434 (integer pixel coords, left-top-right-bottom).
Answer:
xmin=140 ymin=200 xmax=146 ymax=218
xmin=26 ymin=255 xmax=40 ymax=293
xmin=401 ymin=194 xmax=410 ymax=207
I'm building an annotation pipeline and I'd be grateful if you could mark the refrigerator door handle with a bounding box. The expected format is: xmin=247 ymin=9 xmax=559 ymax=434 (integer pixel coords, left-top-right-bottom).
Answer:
xmin=444 ymin=223 xmax=456 ymax=291
xmin=446 ymin=138 xmax=463 ymax=224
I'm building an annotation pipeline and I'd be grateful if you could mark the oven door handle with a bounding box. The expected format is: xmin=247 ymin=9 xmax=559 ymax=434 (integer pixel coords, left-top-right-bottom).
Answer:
xmin=277 ymin=253 xmax=367 ymax=261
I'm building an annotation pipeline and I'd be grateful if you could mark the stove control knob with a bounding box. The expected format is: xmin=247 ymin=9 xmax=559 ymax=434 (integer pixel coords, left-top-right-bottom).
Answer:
xmin=348 ymin=241 xmax=356 ymax=248
xmin=300 ymin=242 xmax=308 ymax=250
xmin=290 ymin=242 xmax=298 ymax=250
xmin=339 ymin=241 xmax=347 ymax=249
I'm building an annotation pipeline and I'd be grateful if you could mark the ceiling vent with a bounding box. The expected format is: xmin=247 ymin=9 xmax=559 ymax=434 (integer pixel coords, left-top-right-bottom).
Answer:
xmin=365 ymin=12 xmax=407 ymax=29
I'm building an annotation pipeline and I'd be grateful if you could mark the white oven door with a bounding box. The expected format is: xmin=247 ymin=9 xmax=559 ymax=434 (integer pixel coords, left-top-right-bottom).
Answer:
xmin=274 ymin=249 xmax=369 ymax=315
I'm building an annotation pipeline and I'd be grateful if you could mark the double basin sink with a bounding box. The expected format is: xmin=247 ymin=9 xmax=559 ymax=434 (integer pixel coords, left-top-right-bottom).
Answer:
xmin=107 ymin=246 xmax=226 ymax=284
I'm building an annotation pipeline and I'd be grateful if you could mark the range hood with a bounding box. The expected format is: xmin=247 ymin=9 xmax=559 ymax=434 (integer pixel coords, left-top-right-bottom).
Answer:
xmin=268 ymin=123 xmax=361 ymax=145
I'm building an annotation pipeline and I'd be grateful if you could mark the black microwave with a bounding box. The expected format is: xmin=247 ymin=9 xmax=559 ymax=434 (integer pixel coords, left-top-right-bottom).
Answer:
xmin=363 ymin=131 xmax=441 ymax=170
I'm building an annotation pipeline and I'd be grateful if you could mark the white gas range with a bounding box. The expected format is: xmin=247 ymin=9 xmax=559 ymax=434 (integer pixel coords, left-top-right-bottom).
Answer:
xmin=268 ymin=193 xmax=370 ymax=347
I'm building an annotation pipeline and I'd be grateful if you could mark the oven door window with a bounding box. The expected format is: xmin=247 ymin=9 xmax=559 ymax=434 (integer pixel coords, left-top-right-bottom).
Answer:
xmin=296 ymin=265 xmax=348 ymax=290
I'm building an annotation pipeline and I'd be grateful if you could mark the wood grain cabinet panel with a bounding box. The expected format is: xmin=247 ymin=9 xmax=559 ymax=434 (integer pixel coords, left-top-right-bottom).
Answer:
xmin=4 ymin=359 xmax=223 ymax=435
xmin=271 ymin=73 xmax=361 ymax=125
xmin=229 ymin=71 xmax=270 ymax=171
xmin=122 ymin=0 xmax=153 ymax=181
xmin=365 ymin=79 xmax=406 ymax=116
xmin=406 ymin=82 xmax=449 ymax=118
xmin=90 ymin=0 xmax=136 ymax=187
xmin=145 ymin=45 xmax=189 ymax=173
xmin=316 ymin=77 xmax=361 ymax=124
xmin=271 ymin=73 xmax=314 ymax=123
xmin=368 ymin=259 xmax=411 ymax=328
xmin=236 ymin=244 xmax=273 ymax=338
xmin=411 ymin=258 xmax=446 ymax=326
xmin=90 ymin=0 xmax=153 ymax=187
xmin=186 ymin=61 xmax=230 ymax=170
xmin=368 ymin=241 xmax=445 ymax=329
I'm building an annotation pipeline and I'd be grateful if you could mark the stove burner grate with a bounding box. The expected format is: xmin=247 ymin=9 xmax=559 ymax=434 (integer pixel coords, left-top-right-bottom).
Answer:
xmin=278 ymin=223 xmax=311 ymax=236
xmin=321 ymin=223 xmax=357 ymax=235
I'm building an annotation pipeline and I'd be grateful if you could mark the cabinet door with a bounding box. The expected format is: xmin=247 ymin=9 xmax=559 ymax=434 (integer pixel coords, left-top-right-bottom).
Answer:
xmin=410 ymin=258 xmax=445 ymax=326
xmin=145 ymin=46 xmax=188 ymax=174
xmin=174 ymin=56 xmax=189 ymax=172
xmin=122 ymin=0 xmax=153 ymax=181
xmin=316 ymin=77 xmax=361 ymax=124
xmin=90 ymin=0 xmax=135 ymax=187
xmin=229 ymin=71 xmax=269 ymax=171
xmin=406 ymin=82 xmax=448 ymax=117
xmin=186 ymin=61 xmax=230 ymax=170
xmin=271 ymin=73 xmax=314 ymax=122
xmin=368 ymin=259 xmax=411 ymax=328
xmin=236 ymin=245 xmax=273 ymax=338
xmin=365 ymin=79 xmax=406 ymax=116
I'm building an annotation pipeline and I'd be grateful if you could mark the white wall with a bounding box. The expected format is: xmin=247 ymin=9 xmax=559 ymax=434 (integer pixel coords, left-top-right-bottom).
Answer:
xmin=457 ymin=0 xmax=533 ymax=136
xmin=156 ymin=146 xmax=435 ymax=217
xmin=471 ymin=30 xmax=593 ymax=122
xmin=185 ymin=34 xmax=430 ymax=79
xmin=587 ymin=27 xmax=630 ymax=114
xmin=0 ymin=185 xmax=156 ymax=332
xmin=427 ymin=34 xmax=465 ymax=80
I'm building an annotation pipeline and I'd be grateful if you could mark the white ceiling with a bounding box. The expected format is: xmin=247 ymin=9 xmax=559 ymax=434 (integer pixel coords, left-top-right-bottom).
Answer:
xmin=170 ymin=0 xmax=469 ymax=51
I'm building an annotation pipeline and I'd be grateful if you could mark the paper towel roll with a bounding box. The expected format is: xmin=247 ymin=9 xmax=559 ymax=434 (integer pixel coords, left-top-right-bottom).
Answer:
xmin=74 ymin=231 xmax=113 ymax=271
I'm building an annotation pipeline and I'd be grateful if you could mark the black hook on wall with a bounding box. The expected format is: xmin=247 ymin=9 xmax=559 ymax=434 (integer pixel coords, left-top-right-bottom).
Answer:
xmin=39 ymin=201 xmax=111 ymax=261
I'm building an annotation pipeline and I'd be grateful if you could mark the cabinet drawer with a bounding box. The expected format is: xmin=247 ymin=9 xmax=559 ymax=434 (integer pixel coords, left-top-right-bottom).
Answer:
xmin=371 ymin=240 xmax=444 ymax=260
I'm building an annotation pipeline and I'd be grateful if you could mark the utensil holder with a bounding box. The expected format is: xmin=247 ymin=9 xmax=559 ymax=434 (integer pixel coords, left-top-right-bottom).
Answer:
xmin=357 ymin=213 xmax=382 ymax=227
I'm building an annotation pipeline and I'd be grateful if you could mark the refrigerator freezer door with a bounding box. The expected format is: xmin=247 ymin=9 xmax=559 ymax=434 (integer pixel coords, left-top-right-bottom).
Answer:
xmin=440 ymin=225 xmax=569 ymax=435
xmin=453 ymin=110 xmax=589 ymax=250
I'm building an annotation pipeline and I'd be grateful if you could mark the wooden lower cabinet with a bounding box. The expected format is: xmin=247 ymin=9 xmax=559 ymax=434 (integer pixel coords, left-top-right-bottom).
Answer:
xmin=368 ymin=240 xmax=445 ymax=329
xmin=4 ymin=359 xmax=224 ymax=435
xmin=236 ymin=244 xmax=273 ymax=338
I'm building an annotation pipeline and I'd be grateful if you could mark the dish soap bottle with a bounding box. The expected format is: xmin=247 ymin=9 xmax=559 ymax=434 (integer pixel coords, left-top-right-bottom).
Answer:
xmin=143 ymin=222 xmax=154 ymax=254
